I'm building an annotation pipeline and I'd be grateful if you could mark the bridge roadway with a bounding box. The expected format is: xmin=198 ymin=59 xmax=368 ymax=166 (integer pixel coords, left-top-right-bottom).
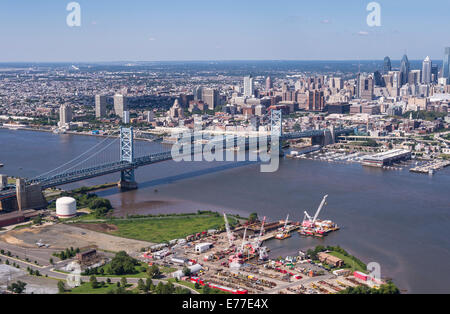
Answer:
xmin=0 ymin=128 xmax=353 ymax=199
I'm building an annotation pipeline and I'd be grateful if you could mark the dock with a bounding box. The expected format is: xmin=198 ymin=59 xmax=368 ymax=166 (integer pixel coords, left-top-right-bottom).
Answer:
xmin=410 ymin=160 xmax=450 ymax=174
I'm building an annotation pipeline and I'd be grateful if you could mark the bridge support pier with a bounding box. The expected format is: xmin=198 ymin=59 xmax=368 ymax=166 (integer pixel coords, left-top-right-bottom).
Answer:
xmin=118 ymin=169 xmax=138 ymax=190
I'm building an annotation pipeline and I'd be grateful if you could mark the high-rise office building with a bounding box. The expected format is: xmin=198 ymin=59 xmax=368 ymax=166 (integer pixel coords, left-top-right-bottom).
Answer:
xmin=306 ymin=90 xmax=325 ymax=111
xmin=147 ymin=110 xmax=155 ymax=122
xmin=400 ymin=54 xmax=410 ymax=86
xmin=443 ymin=47 xmax=450 ymax=81
xmin=431 ymin=64 xmax=439 ymax=83
xmin=265 ymin=76 xmax=273 ymax=91
xmin=383 ymin=56 xmax=392 ymax=74
xmin=193 ymin=87 xmax=203 ymax=102
xmin=244 ymin=75 xmax=254 ymax=97
xmin=202 ymin=88 xmax=219 ymax=110
xmin=114 ymin=94 xmax=128 ymax=119
xmin=409 ymin=70 xmax=421 ymax=85
xmin=95 ymin=95 xmax=107 ymax=118
xmin=359 ymin=75 xmax=374 ymax=100
xmin=59 ymin=104 xmax=72 ymax=127
xmin=373 ymin=71 xmax=384 ymax=87
xmin=422 ymin=56 xmax=432 ymax=84
xmin=123 ymin=110 xmax=130 ymax=124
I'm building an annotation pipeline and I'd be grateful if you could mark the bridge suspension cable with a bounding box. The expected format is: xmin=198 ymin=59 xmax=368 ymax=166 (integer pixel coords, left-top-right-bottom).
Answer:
xmin=30 ymin=130 xmax=121 ymax=181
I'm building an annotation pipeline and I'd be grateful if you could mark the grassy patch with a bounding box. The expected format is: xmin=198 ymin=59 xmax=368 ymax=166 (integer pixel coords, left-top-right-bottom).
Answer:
xmin=167 ymin=278 xmax=203 ymax=293
xmin=66 ymin=282 xmax=119 ymax=294
xmin=328 ymin=251 xmax=366 ymax=272
xmin=107 ymin=214 xmax=232 ymax=243
xmin=160 ymin=266 xmax=177 ymax=274
xmin=93 ymin=263 xmax=149 ymax=278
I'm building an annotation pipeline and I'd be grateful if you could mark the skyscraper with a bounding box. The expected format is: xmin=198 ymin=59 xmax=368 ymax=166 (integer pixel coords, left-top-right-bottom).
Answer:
xmin=114 ymin=94 xmax=128 ymax=119
xmin=383 ymin=56 xmax=392 ymax=74
xmin=244 ymin=75 xmax=254 ymax=97
xmin=400 ymin=54 xmax=410 ymax=86
xmin=59 ymin=104 xmax=72 ymax=127
xmin=422 ymin=56 xmax=432 ymax=84
xmin=359 ymin=75 xmax=374 ymax=100
xmin=202 ymin=88 xmax=219 ymax=110
xmin=95 ymin=95 xmax=107 ymax=118
xmin=443 ymin=47 xmax=450 ymax=81
xmin=123 ymin=110 xmax=130 ymax=124
xmin=193 ymin=86 xmax=203 ymax=102
xmin=265 ymin=76 xmax=273 ymax=91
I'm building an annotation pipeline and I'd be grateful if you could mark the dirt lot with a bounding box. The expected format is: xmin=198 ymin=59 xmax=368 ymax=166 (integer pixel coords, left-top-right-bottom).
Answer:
xmin=0 ymin=223 xmax=154 ymax=253
xmin=75 ymin=223 xmax=118 ymax=233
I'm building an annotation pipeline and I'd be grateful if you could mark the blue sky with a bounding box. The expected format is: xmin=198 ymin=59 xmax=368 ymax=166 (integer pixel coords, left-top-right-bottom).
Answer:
xmin=0 ymin=0 xmax=449 ymax=62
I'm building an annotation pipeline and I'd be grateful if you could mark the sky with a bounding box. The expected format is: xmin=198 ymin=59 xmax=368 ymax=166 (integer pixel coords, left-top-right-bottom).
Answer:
xmin=0 ymin=0 xmax=449 ymax=62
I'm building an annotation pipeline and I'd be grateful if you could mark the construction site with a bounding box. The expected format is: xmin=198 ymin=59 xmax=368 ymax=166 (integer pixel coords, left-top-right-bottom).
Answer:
xmin=138 ymin=195 xmax=382 ymax=294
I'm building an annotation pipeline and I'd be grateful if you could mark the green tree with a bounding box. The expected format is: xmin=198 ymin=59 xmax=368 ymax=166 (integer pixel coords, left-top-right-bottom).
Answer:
xmin=147 ymin=264 xmax=161 ymax=279
xmin=182 ymin=266 xmax=191 ymax=277
xmin=202 ymin=285 xmax=211 ymax=294
xmin=137 ymin=279 xmax=146 ymax=291
xmin=120 ymin=277 xmax=127 ymax=288
xmin=248 ymin=213 xmax=258 ymax=223
xmin=57 ymin=281 xmax=66 ymax=293
xmin=145 ymin=278 xmax=153 ymax=293
xmin=90 ymin=275 xmax=99 ymax=289
xmin=7 ymin=281 xmax=27 ymax=294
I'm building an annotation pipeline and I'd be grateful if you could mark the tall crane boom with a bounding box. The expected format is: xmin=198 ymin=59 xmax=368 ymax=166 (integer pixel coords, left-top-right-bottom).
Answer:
xmin=313 ymin=195 xmax=328 ymax=222
xmin=223 ymin=213 xmax=234 ymax=247
xmin=283 ymin=214 xmax=289 ymax=230
xmin=240 ymin=227 xmax=248 ymax=252
xmin=257 ymin=216 xmax=266 ymax=245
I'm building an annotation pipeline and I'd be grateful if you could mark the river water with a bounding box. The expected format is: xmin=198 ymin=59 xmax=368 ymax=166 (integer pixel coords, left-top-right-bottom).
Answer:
xmin=1 ymin=129 xmax=449 ymax=293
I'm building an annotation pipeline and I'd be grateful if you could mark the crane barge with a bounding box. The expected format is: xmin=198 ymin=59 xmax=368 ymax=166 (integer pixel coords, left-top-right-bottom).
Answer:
xmin=299 ymin=195 xmax=340 ymax=237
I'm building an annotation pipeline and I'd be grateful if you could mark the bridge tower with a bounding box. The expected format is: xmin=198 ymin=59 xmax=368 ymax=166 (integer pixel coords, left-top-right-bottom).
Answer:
xmin=118 ymin=127 xmax=138 ymax=190
xmin=270 ymin=109 xmax=284 ymax=156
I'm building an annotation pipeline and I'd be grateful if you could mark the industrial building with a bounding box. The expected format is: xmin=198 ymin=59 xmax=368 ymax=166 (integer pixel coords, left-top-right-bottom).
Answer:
xmin=362 ymin=149 xmax=411 ymax=168
xmin=318 ymin=252 xmax=344 ymax=267
xmin=195 ymin=243 xmax=213 ymax=253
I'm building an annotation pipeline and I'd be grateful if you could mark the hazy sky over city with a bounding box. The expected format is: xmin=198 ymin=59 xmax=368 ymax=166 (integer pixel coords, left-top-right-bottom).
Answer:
xmin=0 ymin=0 xmax=449 ymax=62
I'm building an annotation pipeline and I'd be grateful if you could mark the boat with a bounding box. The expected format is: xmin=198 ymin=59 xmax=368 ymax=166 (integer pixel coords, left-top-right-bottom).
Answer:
xmin=0 ymin=163 xmax=3 ymax=168
xmin=275 ymin=232 xmax=291 ymax=240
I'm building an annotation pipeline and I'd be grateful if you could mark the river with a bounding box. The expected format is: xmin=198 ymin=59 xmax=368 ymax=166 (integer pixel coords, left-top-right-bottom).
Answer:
xmin=0 ymin=129 xmax=449 ymax=293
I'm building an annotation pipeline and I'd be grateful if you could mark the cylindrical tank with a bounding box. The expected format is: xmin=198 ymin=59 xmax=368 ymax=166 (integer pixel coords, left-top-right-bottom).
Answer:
xmin=56 ymin=197 xmax=77 ymax=218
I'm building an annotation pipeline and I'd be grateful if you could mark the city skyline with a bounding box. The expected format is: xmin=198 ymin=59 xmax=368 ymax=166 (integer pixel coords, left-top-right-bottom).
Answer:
xmin=0 ymin=0 xmax=449 ymax=62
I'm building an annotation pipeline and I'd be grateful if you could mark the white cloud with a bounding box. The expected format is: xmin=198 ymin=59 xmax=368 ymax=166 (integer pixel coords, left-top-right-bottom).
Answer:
xmin=357 ymin=31 xmax=370 ymax=36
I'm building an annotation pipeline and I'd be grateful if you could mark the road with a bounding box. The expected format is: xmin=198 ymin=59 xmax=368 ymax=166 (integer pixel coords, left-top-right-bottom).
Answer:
xmin=0 ymin=251 xmax=199 ymax=294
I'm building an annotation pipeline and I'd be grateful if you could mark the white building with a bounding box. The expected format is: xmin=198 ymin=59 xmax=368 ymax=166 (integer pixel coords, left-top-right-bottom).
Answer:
xmin=244 ymin=75 xmax=254 ymax=98
xmin=422 ymin=56 xmax=432 ymax=84
xmin=195 ymin=243 xmax=213 ymax=253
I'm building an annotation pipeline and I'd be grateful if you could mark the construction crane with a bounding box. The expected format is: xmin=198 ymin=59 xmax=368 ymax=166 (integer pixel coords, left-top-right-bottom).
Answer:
xmin=283 ymin=214 xmax=290 ymax=231
xmin=240 ymin=227 xmax=248 ymax=253
xmin=223 ymin=212 xmax=234 ymax=248
xmin=304 ymin=195 xmax=328 ymax=225
xmin=313 ymin=195 xmax=328 ymax=223
xmin=253 ymin=216 xmax=266 ymax=249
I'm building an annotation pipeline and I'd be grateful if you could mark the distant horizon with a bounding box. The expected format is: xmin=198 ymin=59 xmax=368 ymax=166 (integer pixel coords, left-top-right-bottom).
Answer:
xmin=0 ymin=58 xmax=445 ymax=64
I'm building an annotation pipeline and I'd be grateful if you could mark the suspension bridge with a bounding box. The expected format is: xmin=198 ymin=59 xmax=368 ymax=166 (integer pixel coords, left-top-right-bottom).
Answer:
xmin=0 ymin=110 xmax=353 ymax=209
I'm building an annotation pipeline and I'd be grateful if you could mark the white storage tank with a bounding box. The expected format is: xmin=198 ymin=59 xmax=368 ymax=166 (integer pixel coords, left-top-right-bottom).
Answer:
xmin=56 ymin=197 xmax=77 ymax=218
